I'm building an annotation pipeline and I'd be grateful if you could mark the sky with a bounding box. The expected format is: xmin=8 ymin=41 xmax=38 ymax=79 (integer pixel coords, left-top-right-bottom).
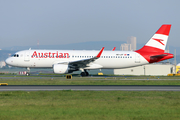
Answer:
xmin=0 ymin=0 xmax=180 ymax=49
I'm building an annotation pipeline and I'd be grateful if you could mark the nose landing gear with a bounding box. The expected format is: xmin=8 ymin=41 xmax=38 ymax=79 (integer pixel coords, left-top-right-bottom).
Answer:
xmin=26 ymin=67 xmax=30 ymax=76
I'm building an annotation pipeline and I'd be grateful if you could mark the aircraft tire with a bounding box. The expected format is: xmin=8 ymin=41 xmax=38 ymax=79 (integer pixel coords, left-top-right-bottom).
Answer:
xmin=81 ymin=72 xmax=86 ymax=77
xmin=85 ymin=72 xmax=89 ymax=76
xmin=26 ymin=72 xmax=30 ymax=76
xmin=81 ymin=72 xmax=89 ymax=76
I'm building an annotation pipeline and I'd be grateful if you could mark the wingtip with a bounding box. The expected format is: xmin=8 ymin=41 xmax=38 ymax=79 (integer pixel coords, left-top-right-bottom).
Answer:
xmin=96 ymin=47 xmax=104 ymax=58
xmin=112 ymin=47 xmax=116 ymax=51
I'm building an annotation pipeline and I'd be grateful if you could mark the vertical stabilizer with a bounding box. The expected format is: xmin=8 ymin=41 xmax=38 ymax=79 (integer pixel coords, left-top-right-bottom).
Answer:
xmin=137 ymin=24 xmax=171 ymax=53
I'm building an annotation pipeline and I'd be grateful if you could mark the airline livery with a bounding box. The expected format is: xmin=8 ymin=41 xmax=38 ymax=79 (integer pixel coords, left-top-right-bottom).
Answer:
xmin=5 ymin=24 xmax=173 ymax=76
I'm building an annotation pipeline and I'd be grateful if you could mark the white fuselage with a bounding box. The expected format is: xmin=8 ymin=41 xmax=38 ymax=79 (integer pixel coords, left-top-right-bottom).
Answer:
xmin=5 ymin=25 xmax=173 ymax=75
xmin=6 ymin=50 xmax=149 ymax=69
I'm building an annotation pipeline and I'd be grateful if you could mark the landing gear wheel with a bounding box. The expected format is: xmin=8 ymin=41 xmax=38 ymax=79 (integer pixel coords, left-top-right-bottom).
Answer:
xmin=85 ymin=72 xmax=89 ymax=76
xmin=26 ymin=67 xmax=30 ymax=76
xmin=81 ymin=72 xmax=89 ymax=76
xmin=26 ymin=72 xmax=30 ymax=76
xmin=81 ymin=72 xmax=86 ymax=77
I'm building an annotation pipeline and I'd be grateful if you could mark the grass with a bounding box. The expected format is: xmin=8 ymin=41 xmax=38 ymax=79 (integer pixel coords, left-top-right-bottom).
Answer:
xmin=1 ymin=76 xmax=180 ymax=85
xmin=0 ymin=76 xmax=180 ymax=119
xmin=0 ymin=91 xmax=180 ymax=120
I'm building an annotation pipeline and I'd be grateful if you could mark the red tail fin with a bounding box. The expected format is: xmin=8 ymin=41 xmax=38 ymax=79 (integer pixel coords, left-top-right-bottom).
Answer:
xmin=135 ymin=24 xmax=173 ymax=63
xmin=136 ymin=24 xmax=171 ymax=53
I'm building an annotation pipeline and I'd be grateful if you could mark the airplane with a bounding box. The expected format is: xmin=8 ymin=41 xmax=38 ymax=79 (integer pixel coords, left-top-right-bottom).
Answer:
xmin=5 ymin=24 xmax=173 ymax=76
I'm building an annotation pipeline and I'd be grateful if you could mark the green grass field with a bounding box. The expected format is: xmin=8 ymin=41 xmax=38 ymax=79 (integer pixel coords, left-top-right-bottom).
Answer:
xmin=1 ymin=76 xmax=180 ymax=85
xmin=0 ymin=91 xmax=180 ymax=120
xmin=0 ymin=76 xmax=180 ymax=120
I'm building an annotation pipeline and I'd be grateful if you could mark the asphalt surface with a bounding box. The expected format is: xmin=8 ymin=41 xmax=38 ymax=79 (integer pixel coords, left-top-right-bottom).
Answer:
xmin=0 ymin=85 xmax=180 ymax=91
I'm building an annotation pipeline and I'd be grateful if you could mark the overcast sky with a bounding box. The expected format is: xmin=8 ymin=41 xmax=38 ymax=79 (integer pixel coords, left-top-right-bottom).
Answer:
xmin=0 ymin=0 xmax=179 ymax=49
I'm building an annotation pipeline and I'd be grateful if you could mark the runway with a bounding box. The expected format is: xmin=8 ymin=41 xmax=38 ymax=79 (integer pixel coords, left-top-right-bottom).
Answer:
xmin=1 ymin=85 xmax=180 ymax=91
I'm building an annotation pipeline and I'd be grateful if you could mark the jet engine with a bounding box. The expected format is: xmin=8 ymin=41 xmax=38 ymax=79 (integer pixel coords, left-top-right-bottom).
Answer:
xmin=53 ymin=64 xmax=70 ymax=74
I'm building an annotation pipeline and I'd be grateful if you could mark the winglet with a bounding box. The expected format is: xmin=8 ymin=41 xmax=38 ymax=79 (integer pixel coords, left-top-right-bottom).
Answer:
xmin=96 ymin=47 xmax=104 ymax=58
xmin=112 ymin=47 xmax=116 ymax=51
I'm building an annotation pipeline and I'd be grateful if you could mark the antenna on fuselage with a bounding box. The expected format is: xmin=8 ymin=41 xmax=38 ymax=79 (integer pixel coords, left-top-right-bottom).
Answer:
xmin=29 ymin=48 xmax=31 ymax=50
xmin=37 ymin=40 xmax=39 ymax=49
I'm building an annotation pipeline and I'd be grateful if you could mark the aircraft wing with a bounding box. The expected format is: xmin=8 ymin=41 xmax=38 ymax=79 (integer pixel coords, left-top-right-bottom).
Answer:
xmin=57 ymin=47 xmax=104 ymax=68
xmin=69 ymin=47 xmax=104 ymax=68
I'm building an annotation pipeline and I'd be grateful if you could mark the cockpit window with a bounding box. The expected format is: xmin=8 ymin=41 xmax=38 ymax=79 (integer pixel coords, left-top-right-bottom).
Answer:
xmin=12 ymin=54 xmax=19 ymax=57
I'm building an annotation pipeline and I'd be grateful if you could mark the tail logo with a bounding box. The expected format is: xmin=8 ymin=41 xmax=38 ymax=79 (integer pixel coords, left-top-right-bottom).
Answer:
xmin=152 ymin=38 xmax=165 ymax=46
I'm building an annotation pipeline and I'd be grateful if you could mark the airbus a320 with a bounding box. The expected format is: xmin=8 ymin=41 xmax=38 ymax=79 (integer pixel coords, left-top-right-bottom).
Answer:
xmin=5 ymin=24 xmax=173 ymax=76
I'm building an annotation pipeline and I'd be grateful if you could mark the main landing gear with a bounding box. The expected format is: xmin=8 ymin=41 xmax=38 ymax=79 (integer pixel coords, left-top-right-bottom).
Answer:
xmin=80 ymin=69 xmax=89 ymax=77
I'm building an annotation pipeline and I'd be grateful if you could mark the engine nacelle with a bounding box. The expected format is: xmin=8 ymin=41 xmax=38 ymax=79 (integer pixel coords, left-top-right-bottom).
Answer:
xmin=53 ymin=64 xmax=69 ymax=74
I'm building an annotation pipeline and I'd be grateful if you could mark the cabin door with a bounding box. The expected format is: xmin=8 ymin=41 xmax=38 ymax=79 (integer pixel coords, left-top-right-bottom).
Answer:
xmin=24 ymin=52 xmax=30 ymax=61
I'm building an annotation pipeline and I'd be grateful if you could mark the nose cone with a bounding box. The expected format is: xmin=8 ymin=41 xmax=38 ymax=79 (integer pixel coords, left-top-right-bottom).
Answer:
xmin=5 ymin=58 xmax=12 ymax=66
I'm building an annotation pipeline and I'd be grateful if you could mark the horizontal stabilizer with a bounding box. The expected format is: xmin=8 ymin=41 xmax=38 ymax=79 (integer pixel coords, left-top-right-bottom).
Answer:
xmin=150 ymin=54 xmax=169 ymax=58
xmin=149 ymin=53 xmax=173 ymax=63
